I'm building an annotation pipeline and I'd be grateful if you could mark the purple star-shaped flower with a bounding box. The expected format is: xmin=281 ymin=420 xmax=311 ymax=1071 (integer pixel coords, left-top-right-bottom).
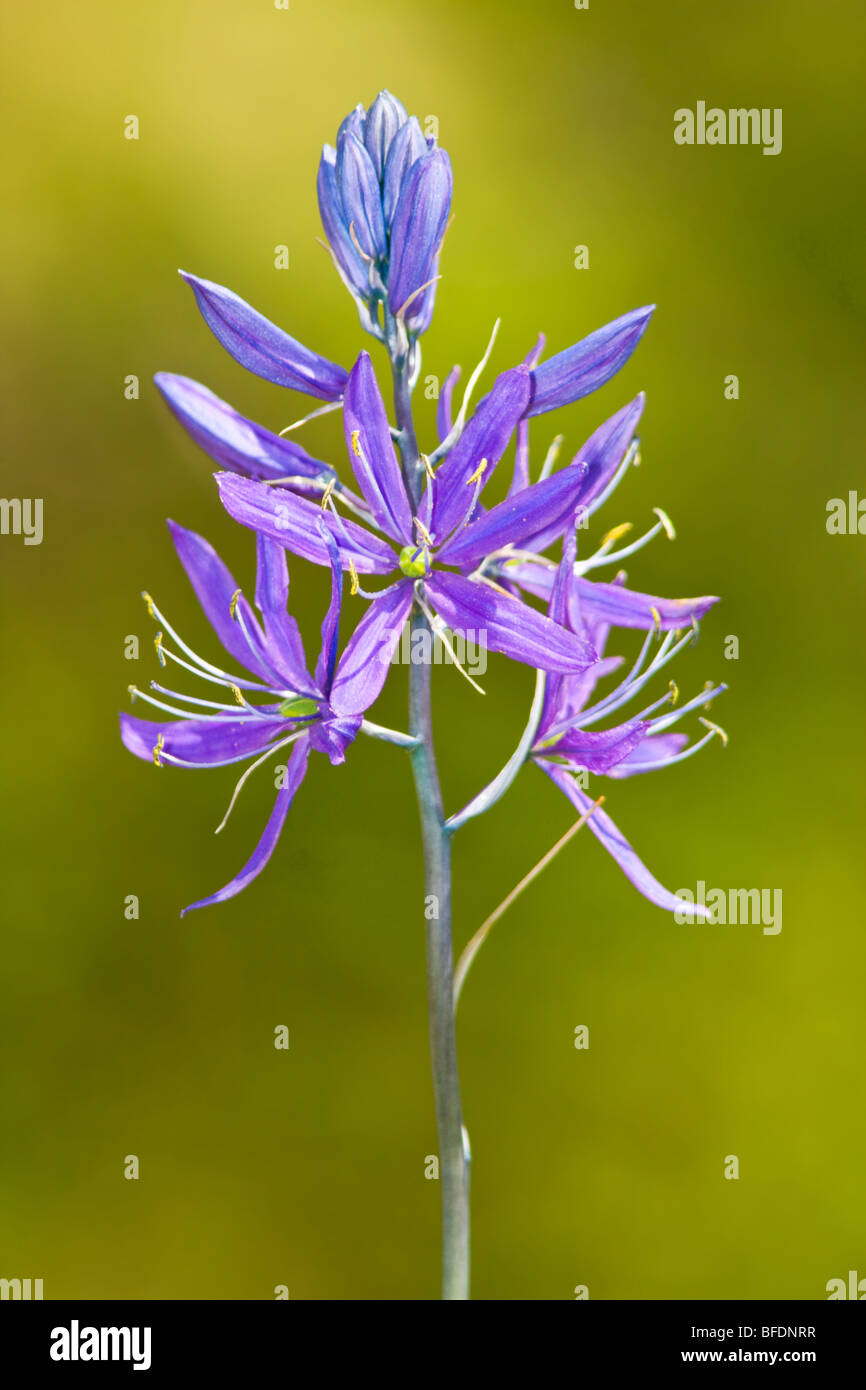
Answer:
xmin=121 ymin=520 xmax=410 ymax=913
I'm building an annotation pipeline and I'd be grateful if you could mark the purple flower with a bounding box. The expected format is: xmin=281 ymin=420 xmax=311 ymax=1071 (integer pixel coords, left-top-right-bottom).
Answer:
xmin=179 ymin=271 xmax=348 ymax=400
xmin=217 ymin=351 xmax=601 ymax=676
xmin=317 ymin=91 xmax=452 ymax=334
xmin=526 ymin=306 xmax=656 ymax=417
xmin=121 ymin=520 xmax=411 ymax=913
xmin=528 ymin=530 xmax=725 ymax=915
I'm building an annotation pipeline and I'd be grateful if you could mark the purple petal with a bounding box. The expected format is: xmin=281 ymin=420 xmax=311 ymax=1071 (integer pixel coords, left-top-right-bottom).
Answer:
xmin=180 ymin=272 xmax=348 ymax=400
xmin=518 ymin=397 xmax=644 ymax=555
xmin=317 ymin=146 xmax=369 ymax=299
xmin=437 ymin=467 xmax=589 ymax=569
xmin=181 ymin=734 xmax=311 ymax=914
xmin=537 ymin=759 xmax=710 ymax=916
xmin=608 ymin=732 xmax=689 ymax=777
xmin=387 ymin=149 xmax=452 ymax=317
xmin=155 ymin=373 xmax=334 ymax=483
xmin=424 ymin=572 xmax=597 ymax=673
xmin=527 ymin=307 xmax=654 ymax=417
xmin=508 ymin=564 xmax=719 ymax=631
xmin=121 ymin=712 xmax=283 ymax=766
xmin=343 ymin=353 xmax=413 ymax=543
xmin=310 ymin=714 xmax=363 ymax=765
xmin=553 ymin=719 xmax=650 ymax=775
xmin=216 ymin=474 xmax=397 ymax=575
xmin=431 ymin=366 xmax=532 ymax=542
xmin=436 ymin=364 xmax=461 ymax=443
xmin=329 ymin=581 xmax=414 ymax=716
xmin=364 ymin=90 xmax=408 ymax=180
xmin=254 ymin=534 xmax=315 ymax=695
xmin=383 ymin=116 xmax=428 ymax=226
xmin=314 ymin=521 xmax=344 ymax=694
xmin=336 ymin=132 xmax=387 ymax=260
xmin=167 ymin=519 xmax=277 ymax=683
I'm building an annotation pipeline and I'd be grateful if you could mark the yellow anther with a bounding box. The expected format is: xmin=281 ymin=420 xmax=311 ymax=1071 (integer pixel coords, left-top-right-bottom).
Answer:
xmin=467 ymin=457 xmax=488 ymax=486
xmin=320 ymin=477 xmax=336 ymax=509
xmin=351 ymin=428 xmax=362 ymax=458
xmin=154 ymin=631 xmax=165 ymax=665
xmin=414 ymin=516 xmax=433 ymax=545
xmin=128 ymin=684 xmax=138 ymax=701
xmin=699 ymin=717 xmax=728 ymax=747
xmin=652 ymin=506 xmax=676 ymax=540
xmin=231 ymin=685 xmax=245 ymax=707
xmin=668 ymin=680 xmax=679 ymax=705
xmin=633 ymin=448 xmax=642 ymax=467
xmin=153 ymin=733 xmax=165 ymax=768
xmin=142 ymin=591 xmax=155 ymax=619
xmin=348 ymin=560 xmax=359 ymax=596
xmin=229 ymin=588 xmax=242 ymax=620
xmin=421 ymin=452 xmax=435 ymax=481
xmin=649 ymin=605 xmax=662 ymax=633
xmin=602 ymin=521 xmax=633 ymax=547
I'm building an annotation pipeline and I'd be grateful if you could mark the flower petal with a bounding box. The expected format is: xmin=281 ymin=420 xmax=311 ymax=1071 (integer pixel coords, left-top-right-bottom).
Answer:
xmin=382 ymin=116 xmax=428 ymax=226
xmin=553 ymin=719 xmax=650 ymax=775
xmin=314 ymin=521 xmax=344 ymax=694
xmin=155 ymin=373 xmax=334 ymax=483
xmin=364 ymin=90 xmax=408 ymax=180
xmin=537 ymin=759 xmax=710 ymax=916
xmin=336 ymin=131 xmax=387 ymax=260
xmin=310 ymin=714 xmax=363 ymax=765
xmin=431 ymin=365 xmax=532 ymax=542
xmin=180 ymin=272 xmax=348 ymax=400
xmin=216 ymin=474 xmax=397 ymax=575
xmin=329 ymin=581 xmax=414 ymax=716
xmin=181 ymin=733 xmax=311 ymax=914
xmin=254 ymin=534 xmax=316 ymax=695
xmin=507 ymin=564 xmax=719 ymax=631
xmin=343 ymin=353 xmax=413 ymax=542
xmin=607 ymin=732 xmax=689 ymax=777
xmin=121 ymin=712 xmax=283 ymax=766
xmin=527 ymin=306 xmax=654 ymax=417
xmin=436 ymin=364 xmax=461 ymax=444
xmin=317 ymin=146 xmax=369 ymax=299
xmin=167 ymin=519 xmax=277 ymax=682
xmin=387 ymin=149 xmax=452 ymax=318
xmin=424 ymin=572 xmax=597 ymax=673
xmin=436 ymin=466 xmax=588 ymax=568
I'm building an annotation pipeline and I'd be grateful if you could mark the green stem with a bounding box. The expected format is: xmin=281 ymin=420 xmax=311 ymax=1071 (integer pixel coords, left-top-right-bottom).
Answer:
xmin=408 ymin=610 xmax=470 ymax=1300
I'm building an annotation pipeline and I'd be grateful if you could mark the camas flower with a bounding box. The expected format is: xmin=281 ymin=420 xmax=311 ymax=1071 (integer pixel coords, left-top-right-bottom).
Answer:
xmin=213 ymin=349 xmax=637 ymax=677
xmin=120 ymin=520 xmax=411 ymax=913
xmin=528 ymin=529 xmax=726 ymax=914
xmin=317 ymin=90 xmax=452 ymax=336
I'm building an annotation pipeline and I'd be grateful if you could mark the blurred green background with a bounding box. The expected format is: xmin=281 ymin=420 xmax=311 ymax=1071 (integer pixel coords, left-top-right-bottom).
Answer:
xmin=1 ymin=0 xmax=864 ymax=1300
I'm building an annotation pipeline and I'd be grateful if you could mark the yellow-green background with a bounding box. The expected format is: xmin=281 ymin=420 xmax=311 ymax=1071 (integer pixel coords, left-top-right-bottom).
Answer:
xmin=1 ymin=0 xmax=863 ymax=1299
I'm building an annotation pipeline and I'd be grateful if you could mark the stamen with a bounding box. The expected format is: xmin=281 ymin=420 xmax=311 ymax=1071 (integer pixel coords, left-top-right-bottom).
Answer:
xmin=653 ymin=506 xmax=676 ymax=540
xmin=229 ymin=589 xmax=242 ymax=620
xmin=395 ymin=273 xmax=442 ymax=322
xmin=467 ymin=457 xmax=487 ymax=486
xmin=415 ymin=590 xmax=486 ymax=695
xmin=537 ymin=434 xmax=564 ymax=483
xmin=650 ymin=682 xmax=727 ymax=733
xmin=214 ymin=730 xmax=307 ymax=835
xmin=668 ymin=679 xmax=679 ymax=705
xmin=153 ymin=733 xmax=164 ymax=767
xmin=601 ymin=521 xmax=633 ymax=547
xmin=348 ymin=560 xmax=359 ymax=596
xmin=414 ymin=515 xmax=433 ymax=546
xmin=320 ymin=477 xmax=336 ymax=509
xmin=277 ymin=400 xmax=342 ymax=436
xmin=428 ymin=318 xmax=501 ymax=466
xmin=154 ymin=631 xmax=166 ymax=667
xmin=699 ymin=716 xmax=728 ymax=747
